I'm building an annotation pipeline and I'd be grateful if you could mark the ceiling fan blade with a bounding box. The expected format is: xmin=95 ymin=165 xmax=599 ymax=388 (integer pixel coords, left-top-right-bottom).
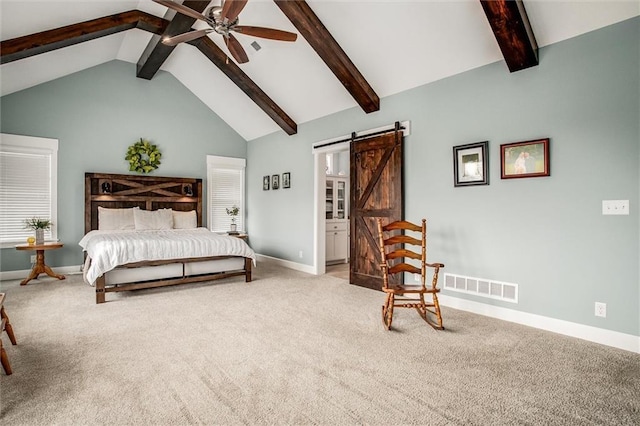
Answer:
xmin=153 ymin=0 xmax=209 ymax=22
xmin=233 ymin=26 xmax=297 ymax=42
xmin=226 ymin=34 xmax=249 ymax=64
xmin=221 ymin=0 xmax=248 ymax=22
xmin=162 ymin=29 xmax=210 ymax=46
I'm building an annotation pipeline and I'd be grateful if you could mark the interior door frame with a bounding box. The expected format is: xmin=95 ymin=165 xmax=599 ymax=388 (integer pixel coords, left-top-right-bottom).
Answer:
xmin=312 ymin=141 xmax=349 ymax=276
xmin=311 ymin=121 xmax=410 ymax=276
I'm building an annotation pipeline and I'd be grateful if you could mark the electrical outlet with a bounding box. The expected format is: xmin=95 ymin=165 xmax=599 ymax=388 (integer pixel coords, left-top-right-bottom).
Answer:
xmin=30 ymin=255 xmax=36 ymax=263
xmin=298 ymin=250 xmax=303 ymax=259
xmin=595 ymin=302 xmax=607 ymax=318
xmin=414 ymin=273 xmax=421 ymax=282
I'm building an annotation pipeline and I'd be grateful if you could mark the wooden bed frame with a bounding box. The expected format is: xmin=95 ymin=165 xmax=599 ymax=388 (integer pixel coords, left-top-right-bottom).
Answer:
xmin=85 ymin=172 xmax=252 ymax=304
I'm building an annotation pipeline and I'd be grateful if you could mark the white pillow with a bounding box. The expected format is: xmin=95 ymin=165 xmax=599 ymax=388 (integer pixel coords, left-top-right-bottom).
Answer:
xmin=173 ymin=210 xmax=197 ymax=229
xmin=133 ymin=208 xmax=173 ymax=230
xmin=98 ymin=207 xmax=139 ymax=230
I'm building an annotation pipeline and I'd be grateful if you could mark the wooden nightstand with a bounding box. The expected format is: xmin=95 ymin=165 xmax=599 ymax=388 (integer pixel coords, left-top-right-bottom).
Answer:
xmin=231 ymin=233 xmax=248 ymax=242
xmin=15 ymin=242 xmax=66 ymax=286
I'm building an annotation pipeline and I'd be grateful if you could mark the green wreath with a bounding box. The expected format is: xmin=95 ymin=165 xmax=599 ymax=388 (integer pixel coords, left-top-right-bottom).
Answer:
xmin=125 ymin=138 xmax=161 ymax=173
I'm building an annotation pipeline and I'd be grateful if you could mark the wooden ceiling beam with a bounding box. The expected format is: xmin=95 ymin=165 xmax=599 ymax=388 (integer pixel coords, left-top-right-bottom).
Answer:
xmin=0 ymin=10 xmax=167 ymax=65
xmin=274 ymin=0 xmax=379 ymax=114
xmin=189 ymin=37 xmax=297 ymax=135
xmin=137 ymin=1 xmax=210 ymax=80
xmin=480 ymin=0 xmax=538 ymax=72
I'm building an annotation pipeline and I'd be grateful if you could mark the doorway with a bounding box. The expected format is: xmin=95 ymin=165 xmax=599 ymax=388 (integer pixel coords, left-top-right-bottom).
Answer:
xmin=312 ymin=142 xmax=348 ymax=276
xmin=325 ymin=150 xmax=350 ymax=268
xmin=312 ymin=121 xmax=410 ymax=278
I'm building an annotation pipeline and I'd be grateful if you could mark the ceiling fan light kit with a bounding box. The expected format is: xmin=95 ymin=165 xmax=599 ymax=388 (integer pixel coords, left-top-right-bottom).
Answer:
xmin=154 ymin=0 xmax=297 ymax=64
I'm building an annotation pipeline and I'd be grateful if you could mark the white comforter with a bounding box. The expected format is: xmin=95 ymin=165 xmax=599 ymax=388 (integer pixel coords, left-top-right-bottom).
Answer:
xmin=79 ymin=228 xmax=256 ymax=284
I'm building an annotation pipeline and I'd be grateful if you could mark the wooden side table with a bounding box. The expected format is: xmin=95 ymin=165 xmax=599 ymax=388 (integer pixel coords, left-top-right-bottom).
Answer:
xmin=15 ymin=242 xmax=66 ymax=286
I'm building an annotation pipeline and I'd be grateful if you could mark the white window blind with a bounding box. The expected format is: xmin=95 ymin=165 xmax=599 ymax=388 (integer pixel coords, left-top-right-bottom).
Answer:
xmin=207 ymin=155 xmax=245 ymax=233
xmin=0 ymin=134 xmax=58 ymax=245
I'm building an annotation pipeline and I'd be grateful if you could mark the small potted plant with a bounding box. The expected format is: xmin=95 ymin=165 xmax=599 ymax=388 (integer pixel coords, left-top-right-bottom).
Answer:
xmin=225 ymin=206 xmax=239 ymax=234
xmin=24 ymin=217 xmax=52 ymax=245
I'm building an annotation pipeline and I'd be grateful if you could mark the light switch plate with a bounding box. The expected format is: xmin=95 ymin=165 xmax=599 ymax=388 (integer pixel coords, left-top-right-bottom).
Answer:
xmin=602 ymin=200 xmax=629 ymax=215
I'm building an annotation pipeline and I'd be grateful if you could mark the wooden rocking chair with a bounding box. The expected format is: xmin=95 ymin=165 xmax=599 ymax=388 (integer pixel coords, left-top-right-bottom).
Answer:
xmin=376 ymin=219 xmax=444 ymax=330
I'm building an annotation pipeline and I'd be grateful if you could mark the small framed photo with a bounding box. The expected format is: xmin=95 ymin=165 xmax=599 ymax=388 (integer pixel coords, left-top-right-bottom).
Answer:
xmin=501 ymin=138 xmax=550 ymax=179
xmin=282 ymin=172 xmax=291 ymax=189
xmin=272 ymin=174 xmax=280 ymax=190
xmin=263 ymin=175 xmax=270 ymax=190
xmin=453 ymin=141 xmax=489 ymax=187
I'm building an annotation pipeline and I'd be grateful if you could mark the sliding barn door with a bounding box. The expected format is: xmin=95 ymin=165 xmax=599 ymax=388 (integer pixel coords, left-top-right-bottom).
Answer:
xmin=349 ymin=131 xmax=403 ymax=290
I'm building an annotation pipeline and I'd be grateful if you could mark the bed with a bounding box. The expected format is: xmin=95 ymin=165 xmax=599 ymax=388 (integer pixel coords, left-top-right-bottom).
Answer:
xmin=82 ymin=172 xmax=255 ymax=304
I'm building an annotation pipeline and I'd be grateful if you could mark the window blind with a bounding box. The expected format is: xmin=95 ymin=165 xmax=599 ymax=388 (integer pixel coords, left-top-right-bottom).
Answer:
xmin=207 ymin=156 xmax=245 ymax=233
xmin=0 ymin=134 xmax=58 ymax=245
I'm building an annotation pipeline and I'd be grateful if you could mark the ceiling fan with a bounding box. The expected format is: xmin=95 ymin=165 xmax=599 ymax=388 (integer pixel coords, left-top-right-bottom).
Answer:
xmin=153 ymin=0 xmax=297 ymax=64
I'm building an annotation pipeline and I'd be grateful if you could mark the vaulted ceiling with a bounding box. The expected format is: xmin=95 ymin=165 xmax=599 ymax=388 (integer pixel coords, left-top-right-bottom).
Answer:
xmin=1 ymin=1 xmax=638 ymax=140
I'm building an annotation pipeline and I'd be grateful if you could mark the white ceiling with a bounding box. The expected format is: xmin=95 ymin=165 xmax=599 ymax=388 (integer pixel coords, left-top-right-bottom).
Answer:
xmin=1 ymin=1 xmax=638 ymax=140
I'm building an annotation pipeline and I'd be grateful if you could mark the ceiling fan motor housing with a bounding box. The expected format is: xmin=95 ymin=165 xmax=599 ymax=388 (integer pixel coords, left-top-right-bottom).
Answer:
xmin=206 ymin=5 xmax=239 ymax=35
xmin=155 ymin=0 xmax=297 ymax=64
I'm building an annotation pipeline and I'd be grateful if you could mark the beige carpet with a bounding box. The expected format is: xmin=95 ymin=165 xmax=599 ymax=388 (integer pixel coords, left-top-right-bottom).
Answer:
xmin=1 ymin=263 xmax=638 ymax=425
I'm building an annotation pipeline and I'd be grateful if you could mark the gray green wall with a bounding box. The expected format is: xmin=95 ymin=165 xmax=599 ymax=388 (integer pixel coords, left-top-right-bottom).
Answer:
xmin=0 ymin=60 xmax=246 ymax=271
xmin=0 ymin=19 xmax=637 ymax=338
xmin=247 ymin=18 xmax=639 ymax=336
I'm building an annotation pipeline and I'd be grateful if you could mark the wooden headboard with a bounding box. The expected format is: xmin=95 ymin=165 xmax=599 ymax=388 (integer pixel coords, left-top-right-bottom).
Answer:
xmin=85 ymin=172 xmax=203 ymax=234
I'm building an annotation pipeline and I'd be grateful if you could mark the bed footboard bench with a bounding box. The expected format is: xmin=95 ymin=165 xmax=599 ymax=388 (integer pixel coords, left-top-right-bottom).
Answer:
xmin=95 ymin=256 xmax=252 ymax=304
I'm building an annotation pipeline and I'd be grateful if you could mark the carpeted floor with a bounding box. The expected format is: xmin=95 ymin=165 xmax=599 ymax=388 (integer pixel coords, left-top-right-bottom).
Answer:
xmin=1 ymin=263 xmax=638 ymax=425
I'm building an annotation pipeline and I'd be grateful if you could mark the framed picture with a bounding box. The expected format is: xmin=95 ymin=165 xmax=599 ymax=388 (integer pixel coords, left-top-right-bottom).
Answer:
xmin=272 ymin=174 xmax=280 ymax=190
xmin=453 ymin=141 xmax=489 ymax=187
xmin=500 ymin=138 xmax=550 ymax=179
xmin=263 ymin=175 xmax=270 ymax=190
xmin=282 ymin=172 xmax=291 ymax=189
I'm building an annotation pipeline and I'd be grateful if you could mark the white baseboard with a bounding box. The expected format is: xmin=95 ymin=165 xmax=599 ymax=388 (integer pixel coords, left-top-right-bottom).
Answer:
xmin=255 ymin=254 xmax=316 ymax=274
xmin=255 ymin=257 xmax=640 ymax=353
xmin=0 ymin=264 xmax=83 ymax=282
xmin=438 ymin=294 xmax=640 ymax=354
xmin=4 ymin=260 xmax=637 ymax=354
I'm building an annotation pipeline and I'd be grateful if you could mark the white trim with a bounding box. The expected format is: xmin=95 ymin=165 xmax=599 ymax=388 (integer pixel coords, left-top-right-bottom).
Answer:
xmin=0 ymin=133 xmax=58 ymax=151
xmin=313 ymin=140 xmax=350 ymax=155
xmin=0 ymin=264 xmax=83 ymax=282
xmin=311 ymin=120 xmax=411 ymax=154
xmin=206 ymin=155 xmax=246 ymax=233
xmin=206 ymin=155 xmax=246 ymax=168
xmin=439 ymin=294 xmax=640 ymax=354
xmin=0 ymin=133 xmax=59 ymax=244
xmin=255 ymin=254 xmax=316 ymax=275
xmin=313 ymin=152 xmax=325 ymax=276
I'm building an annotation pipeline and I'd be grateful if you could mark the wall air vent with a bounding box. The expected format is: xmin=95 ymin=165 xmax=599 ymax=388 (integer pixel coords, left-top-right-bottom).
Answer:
xmin=444 ymin=273 xmax=518 ymax=303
